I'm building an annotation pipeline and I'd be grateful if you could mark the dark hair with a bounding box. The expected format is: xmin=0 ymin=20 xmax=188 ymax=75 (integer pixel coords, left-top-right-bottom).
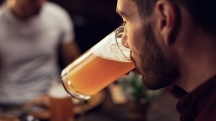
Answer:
xmin=132 ymin=0 xmax=157 ymax=18
xmin=133 ymin=0 xmax=216 ymax=34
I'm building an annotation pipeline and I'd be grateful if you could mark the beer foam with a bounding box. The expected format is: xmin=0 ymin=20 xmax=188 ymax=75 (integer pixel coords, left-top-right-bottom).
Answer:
xmin=91 ymin=31 xmax=131 ymax=62
xmin=48 ymin=83 xmax=70 ymax=98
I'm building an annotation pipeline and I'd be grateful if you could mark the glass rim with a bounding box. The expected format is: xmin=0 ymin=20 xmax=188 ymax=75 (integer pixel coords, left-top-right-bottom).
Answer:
xmin=115 ymin=26 xmax=132 ymax=61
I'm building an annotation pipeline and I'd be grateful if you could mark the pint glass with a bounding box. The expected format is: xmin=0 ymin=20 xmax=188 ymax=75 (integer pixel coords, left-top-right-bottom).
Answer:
xmin=61 ymin=26 xmax=135 ymax=100
xmin=48 ymin=83 xmax=74 ymax=121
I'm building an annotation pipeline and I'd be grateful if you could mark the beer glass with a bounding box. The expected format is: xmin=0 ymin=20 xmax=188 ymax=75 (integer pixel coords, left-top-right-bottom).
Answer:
xmin=61 ymin=26 xmax=135 ymax=100
xmin=48 ymin=82 xmax=74 ymax=121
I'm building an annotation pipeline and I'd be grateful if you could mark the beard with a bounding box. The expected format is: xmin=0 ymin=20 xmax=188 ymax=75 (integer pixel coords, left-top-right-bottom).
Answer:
xmin=132 ymin=22 xmax=180 ymax=90
xmin=21 ymin=6 xmax=42 ymax=18
xmin=29 ymin=7 xmax=42 ymax=17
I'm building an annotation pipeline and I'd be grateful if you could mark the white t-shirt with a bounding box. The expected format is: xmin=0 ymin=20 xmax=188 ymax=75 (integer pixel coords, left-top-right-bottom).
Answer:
xmin=0 ymin=2 xmax=75 ymax=105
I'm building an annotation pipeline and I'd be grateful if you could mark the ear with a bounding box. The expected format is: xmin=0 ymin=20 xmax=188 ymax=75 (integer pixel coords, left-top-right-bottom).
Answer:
xmin=154 ymin=0 xmax=179 ymax=46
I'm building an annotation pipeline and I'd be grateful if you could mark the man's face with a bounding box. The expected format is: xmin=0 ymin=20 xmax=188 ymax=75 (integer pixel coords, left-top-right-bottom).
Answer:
xmin=116 ymin=0 xmax=179 ymax=90
xmin=17 ymin=0 xmax=46 ymax=17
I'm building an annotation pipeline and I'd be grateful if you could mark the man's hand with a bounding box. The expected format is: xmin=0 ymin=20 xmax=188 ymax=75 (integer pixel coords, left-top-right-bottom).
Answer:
xmin=27 ymin=95 xmax=49 ymax=107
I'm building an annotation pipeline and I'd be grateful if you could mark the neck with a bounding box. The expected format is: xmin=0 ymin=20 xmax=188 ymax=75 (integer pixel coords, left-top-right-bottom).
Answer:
xmin=176 ymin=32 xmax=216 ymax=93
xmin=7 ymin=0 xmax=30 ymax=19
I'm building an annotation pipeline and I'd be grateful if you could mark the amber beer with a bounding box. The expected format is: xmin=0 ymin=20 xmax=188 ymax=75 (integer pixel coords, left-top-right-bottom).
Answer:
xmin=61 ymin=28 xmax=135 ymax=100
xmin=62 ymin=53 xmax=134 ymax=96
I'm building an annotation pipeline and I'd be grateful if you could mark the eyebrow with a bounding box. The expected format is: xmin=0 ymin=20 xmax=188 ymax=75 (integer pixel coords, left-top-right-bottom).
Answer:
xmin=116 ymin=7 xmax=128 ymax=18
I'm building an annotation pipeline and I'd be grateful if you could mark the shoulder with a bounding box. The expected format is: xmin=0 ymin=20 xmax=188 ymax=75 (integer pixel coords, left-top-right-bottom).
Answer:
xmin=0 ymin=4 xmax=9 ymax=22
xmin=177 ymin=76 xmax=216 ymax=121
xmin=196 ymin=99 xmax=216 ymax=121
xmin=0 ymin=4 xmax=5 ymax=16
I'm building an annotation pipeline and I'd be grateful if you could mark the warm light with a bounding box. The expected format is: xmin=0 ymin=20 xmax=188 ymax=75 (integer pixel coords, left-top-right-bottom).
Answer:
xmin=67 ymin=80 xmax=71 ymax=85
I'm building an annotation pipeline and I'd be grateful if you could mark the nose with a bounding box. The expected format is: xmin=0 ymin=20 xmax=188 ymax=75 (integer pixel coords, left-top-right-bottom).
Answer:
xmin=121 ymin=33 xmax=129 ymax=48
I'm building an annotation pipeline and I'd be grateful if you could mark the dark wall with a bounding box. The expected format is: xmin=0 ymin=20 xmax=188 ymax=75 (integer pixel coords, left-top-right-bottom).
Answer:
xmin=0 ymin=0 xmax=4 ymax=5
xmin=49 ymin=0 xmax=122 ymax=53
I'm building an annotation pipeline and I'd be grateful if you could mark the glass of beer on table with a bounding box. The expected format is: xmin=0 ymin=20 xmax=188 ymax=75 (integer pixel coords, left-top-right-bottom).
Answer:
xmin=61 ymin=26 xmax=135 ymax=100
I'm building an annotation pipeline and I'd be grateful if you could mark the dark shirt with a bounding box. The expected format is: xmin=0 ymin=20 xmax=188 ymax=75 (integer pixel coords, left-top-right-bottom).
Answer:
xmin=176 ymin=75 xmax=216 ymax=121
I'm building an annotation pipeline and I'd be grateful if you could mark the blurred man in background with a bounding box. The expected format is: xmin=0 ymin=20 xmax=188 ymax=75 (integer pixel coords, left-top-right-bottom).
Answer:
xmin=117 ymin=0 xmax=216 ymax=120
xmin=0 ymin=0 xmax=80 ymax=117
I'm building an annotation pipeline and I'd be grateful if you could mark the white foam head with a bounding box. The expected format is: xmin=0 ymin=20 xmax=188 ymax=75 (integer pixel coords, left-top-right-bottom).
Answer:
xmin=91 ymin=31 xmax=131 ymax=62
xmin=48 ymin=83 xmax=70 ymax=98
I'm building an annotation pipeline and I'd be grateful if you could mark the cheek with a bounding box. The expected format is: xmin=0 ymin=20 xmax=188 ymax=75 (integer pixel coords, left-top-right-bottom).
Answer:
xmin=127 ymin=28 xmax=145 ymax=56
xmin=127 ymin=29 xmax=145 ymax=70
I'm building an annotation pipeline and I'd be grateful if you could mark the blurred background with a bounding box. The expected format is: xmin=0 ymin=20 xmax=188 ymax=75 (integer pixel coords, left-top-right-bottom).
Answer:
xmin=48 ymin=0 xmax=121 ymax=53
xmin=46 ymin=0 xmax=122 ymax=71
xmin=0 ymin=0 xmax=180 ymax=121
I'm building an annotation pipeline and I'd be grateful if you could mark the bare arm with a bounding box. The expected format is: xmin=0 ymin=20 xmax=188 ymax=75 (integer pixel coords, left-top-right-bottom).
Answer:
xmin=59 ymin=40 xmax=81 ymax=68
